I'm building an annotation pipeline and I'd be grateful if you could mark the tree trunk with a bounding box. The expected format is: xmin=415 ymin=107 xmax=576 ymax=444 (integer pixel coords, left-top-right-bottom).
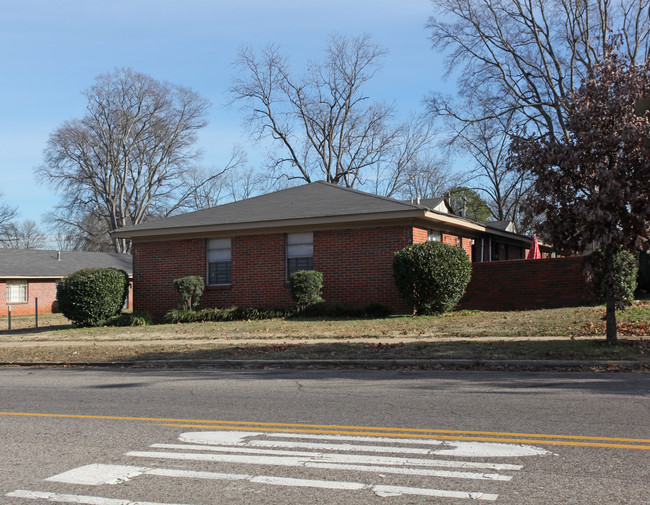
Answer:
xmin=605 ymin=249 xmax=618 ymax=345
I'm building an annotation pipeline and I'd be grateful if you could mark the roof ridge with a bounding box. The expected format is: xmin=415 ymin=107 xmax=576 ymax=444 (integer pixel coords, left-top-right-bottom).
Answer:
xmin=312 ymin=180 xmax=419 ymax=209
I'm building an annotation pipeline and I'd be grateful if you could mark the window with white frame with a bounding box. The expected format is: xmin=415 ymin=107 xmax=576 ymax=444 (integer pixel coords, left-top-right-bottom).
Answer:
xmin=207 ymin=238 xmax=232 ymax=285
xmin=6 ymin=280 xmax=27 ymax=303
xmin=287 ymin=232 xmax=313 ymax=278
xmin=427 ymin=229 xmax=441 ymax=241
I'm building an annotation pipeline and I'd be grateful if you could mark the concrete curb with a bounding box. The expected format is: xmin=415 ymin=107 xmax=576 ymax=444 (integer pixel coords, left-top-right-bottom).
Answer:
xmin=0 ymin=359 xmax=646 ymax=371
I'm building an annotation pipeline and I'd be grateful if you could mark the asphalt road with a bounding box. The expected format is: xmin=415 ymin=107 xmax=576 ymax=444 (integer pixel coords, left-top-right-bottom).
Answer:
xmin=1 ymin=367 xmax=648 ymax=504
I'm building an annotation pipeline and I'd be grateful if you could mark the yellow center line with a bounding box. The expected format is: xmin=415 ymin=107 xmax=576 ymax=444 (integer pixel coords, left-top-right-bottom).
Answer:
xmin=2 ymin=411 xmax=648 ymax=449
xmin=158 ymin=424 xmax=650 ymax=451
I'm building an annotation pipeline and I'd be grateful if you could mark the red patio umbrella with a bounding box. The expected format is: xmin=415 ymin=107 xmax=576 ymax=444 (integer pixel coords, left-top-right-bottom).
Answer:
xmin=527 ymin=235 xmax=541 ymax=259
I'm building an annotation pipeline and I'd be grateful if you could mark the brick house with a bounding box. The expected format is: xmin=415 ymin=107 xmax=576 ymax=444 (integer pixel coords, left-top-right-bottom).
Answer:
xmin=113 ymin=182 xmax=538 ymax=319
xmin=0 ymin=249 xmax=132 ymax=317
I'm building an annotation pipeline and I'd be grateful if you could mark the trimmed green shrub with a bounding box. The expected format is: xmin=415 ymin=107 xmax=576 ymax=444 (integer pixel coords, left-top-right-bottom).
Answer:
xmin=289 ymin=270 xmax=324 ymax=313
xmin=393 ymin=241 xmax=472 ymax=315
xmin=106 ymin=312 xmax=153 ymax=327
xmin=294 ymin=301 xmax=391 ymax=319
xmin=164 ymin=306 xmax=286 ymax=324
xmin=57 ymin=268 xmax=130 ymax=327
xmin=173 ymin=275 xmax=205 ymax=310
xmin=584 ymin=249 xmax=638 ymax=310
xmin=164 ymin=308 xmax=201 ymax=324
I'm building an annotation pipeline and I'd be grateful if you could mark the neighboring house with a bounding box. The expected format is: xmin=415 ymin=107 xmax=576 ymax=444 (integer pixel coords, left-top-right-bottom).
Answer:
xmin=0 ymin=249 xmax=133 ymax=317
xmin=113 ymin=182 xmax=539 ymax=318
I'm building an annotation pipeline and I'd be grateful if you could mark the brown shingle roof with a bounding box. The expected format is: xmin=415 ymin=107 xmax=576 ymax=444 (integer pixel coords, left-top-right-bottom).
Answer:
xmin=114 ymin=181 xmax=424 ymax=235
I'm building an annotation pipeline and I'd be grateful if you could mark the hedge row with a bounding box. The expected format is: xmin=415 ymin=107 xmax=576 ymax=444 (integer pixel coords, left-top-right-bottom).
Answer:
xmin=163 ymin=302 xmax=392 ymax=324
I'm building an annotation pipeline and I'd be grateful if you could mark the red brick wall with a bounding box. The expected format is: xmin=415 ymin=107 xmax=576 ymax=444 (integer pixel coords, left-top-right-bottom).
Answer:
xmin=133 ymin=239 xmax=206 ymax=318
xmin=458 ymin=256 xmax=590 ymax=311
xmin=203 ymin=233 xmax=293 ymax=310
xmin=314 ymin=226 xmax=414 ymax=312
xmin=413 ymin=227 xmax=428 ymax=244
xmin=1 ymin=279 xmax=134 ymax=317
xmin=442 ymin=234 xmax=473 ymax=261
xmin=132 ymin=225 xmax=420 ymax=318
xmin=0 ymin=280 xmax=57 ymax=316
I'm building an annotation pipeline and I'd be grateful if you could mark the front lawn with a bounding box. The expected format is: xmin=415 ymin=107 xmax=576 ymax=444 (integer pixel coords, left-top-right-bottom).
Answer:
xmin=0 ymin=302 xmax=647 ymax=365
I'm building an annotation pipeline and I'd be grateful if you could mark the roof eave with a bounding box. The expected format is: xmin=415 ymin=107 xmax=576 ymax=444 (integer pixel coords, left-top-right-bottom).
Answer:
xmin=112 ymin=209 xmax=432 ymax=240
xmin=112 ymin=208 xmax=534 ymax=246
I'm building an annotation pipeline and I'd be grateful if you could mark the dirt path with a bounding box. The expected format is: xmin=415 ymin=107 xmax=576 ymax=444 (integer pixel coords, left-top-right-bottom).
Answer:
xmin=0 ymin=335 xmax=608 ymax=348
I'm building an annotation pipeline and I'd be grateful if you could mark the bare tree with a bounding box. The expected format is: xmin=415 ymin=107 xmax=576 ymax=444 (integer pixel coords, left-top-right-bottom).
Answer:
xmin=427 ymin=0 xmax=650 ymax=141
xmin=181 ymin=146 xmax=270 ymax=211
xmin=52 ymin=230 xmax=81 ymax=252
xmin=399 ymin=156 xmax=458 ymax=201
xmin=37 ymin=68 xmax=211 ymax=254
xmin=182 ymin=147 xmax=249 ymax=211
xmin=232 ymin=34 xmax=433 ymax=188
xmin=225 ymin=167 xmax=269 ymax=201
xmin=0 ymin=193 xmax=18 ymax=231
xmin=0 ymin=219 xmax=46 ymax=249
xmin=449 ymin=110 xmax=533 ymax=230
xmin=369 ymin=115 xmax=445 ymax=197
xmin=46 ymin=212 xmax=114 ymax=252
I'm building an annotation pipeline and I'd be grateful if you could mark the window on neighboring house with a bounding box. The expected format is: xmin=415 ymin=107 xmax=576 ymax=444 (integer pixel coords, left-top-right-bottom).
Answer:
xmin=427 ymin=230 xmax=441 ymax=242
xmin=287 ymin=232 xmax=313 ymax=279
xmin=207 ymin=238 xmax=232 ymax=285
xmin=6 ymin=280 xmax=27 ymax=303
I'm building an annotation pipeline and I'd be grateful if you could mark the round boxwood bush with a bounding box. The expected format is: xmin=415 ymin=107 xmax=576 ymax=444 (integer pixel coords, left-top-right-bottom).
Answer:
xmin=173 ymin=275 xmax=205 ymax=310
xmin=289 ymin=270 xmax=324 ymax=313
xmin=56 ymin=268 xmax=130 ymax=327
xmin=393 ymin=241 xmax=472 ymax=314
xmin=584 ymin=248 xmax=638 ymax=310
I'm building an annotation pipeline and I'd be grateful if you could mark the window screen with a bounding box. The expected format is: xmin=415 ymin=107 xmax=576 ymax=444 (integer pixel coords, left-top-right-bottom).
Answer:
xmin=207 ymin=238 xmax=232 ymax=285
xmin=287 ymin=232 xmax=313 ymax=278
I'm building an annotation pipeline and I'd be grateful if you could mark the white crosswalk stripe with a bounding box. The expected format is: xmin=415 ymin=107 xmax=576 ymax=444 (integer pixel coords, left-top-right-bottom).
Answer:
xmin=6 ymin=489 xmax=193 ymax=505
xmin=8 ymin=429 xmax=551 ymax=503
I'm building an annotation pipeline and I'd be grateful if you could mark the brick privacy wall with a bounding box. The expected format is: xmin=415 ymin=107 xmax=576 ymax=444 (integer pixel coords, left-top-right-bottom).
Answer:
xmin=458 ymin=256 xmax=590 ymax=311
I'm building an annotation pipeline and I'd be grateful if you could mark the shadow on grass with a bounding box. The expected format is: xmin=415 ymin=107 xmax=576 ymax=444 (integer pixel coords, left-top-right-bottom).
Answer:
xmin=0 ymin=324 xmax=73 ymax=336
xmin=127 ymin=339 xmax=647 ymax=363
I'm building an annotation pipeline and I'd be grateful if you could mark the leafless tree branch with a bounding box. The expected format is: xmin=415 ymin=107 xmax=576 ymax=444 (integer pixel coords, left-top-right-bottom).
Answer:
xmin=36 ymin=68 xmax=211 ymax=253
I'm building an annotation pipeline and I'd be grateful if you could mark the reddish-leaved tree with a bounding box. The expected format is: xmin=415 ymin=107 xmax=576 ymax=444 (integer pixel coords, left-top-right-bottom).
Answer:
xmin=508 ymin=48 xmax=650 ymax=344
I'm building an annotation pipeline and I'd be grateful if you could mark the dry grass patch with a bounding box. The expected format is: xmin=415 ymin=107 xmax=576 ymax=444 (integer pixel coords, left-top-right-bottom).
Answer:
xmin=0 ymin=339 xmax=646 ymax=364
xmin=0 ymin=302 xmax=647 ymax=364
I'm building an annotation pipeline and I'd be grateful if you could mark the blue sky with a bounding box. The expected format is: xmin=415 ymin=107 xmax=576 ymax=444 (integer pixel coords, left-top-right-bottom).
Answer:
xmin=0 ymin=0 xmax=453 ymax=226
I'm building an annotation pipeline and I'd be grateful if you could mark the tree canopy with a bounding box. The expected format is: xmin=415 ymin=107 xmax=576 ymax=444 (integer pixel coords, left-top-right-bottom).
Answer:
xmin=508 ymin=48 xmax=650 ymax=343
xmin=37 ymin=68 xmax=211 ymax=253
xmin=231 ymin=34 xmax=440 ymax=196
xmin=445 ymin=187 xmax=492 ymax=222
xmin=0 ymin=193 xmax=18 ymax=245
xmin=427 ymin=1 xmax=650 ymax=231
xmin=428 ymin=0 xmax=650 ymax=141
